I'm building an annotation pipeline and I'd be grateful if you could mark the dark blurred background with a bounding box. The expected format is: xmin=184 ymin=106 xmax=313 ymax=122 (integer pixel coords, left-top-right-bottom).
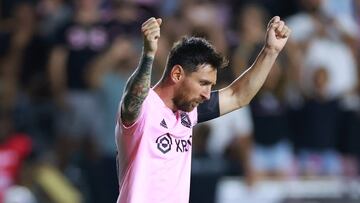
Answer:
xmin=0 ymin=0 xmax=359 ymax=202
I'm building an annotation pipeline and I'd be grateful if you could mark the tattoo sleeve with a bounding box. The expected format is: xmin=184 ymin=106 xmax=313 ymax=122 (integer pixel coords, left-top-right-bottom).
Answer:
xmin=121 ymin=54 xmax=154 ymax=124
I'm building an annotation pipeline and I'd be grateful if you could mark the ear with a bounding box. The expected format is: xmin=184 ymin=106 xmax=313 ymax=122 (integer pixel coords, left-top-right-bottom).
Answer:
xmin=170 ymin=65 xmax=185 ymax=83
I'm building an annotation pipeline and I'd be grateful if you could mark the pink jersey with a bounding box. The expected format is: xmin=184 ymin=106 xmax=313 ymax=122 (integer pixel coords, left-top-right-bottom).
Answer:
xmin=116 ymin=89 xmax=198 ymax=203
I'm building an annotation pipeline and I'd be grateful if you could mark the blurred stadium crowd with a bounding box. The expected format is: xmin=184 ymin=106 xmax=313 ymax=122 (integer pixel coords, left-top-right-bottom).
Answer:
xmin=0 ymin=0 xmax=359 ymax=202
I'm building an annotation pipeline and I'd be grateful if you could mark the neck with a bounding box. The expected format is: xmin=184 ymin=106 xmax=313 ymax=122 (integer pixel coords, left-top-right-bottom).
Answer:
xmin=153 ymin=80 xmax=178 ymax=112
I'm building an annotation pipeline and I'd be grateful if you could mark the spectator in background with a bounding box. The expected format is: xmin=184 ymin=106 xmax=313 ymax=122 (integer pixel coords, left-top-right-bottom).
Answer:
xmin=48 ymin=0 xmax=108 ymax=169
xmin=0 ymin=2 xmax=54 ymax=153
xmin=286 ymin=0 xmax=360 ymax=177
xmin=48 ymin=0 xmax=112 ymax=201
xmin=286 ymin=0 xmax=358 ymax=99
xmin=249 ymin=50 xmax=294 ymax=180
xmin=321 ymin=0 xmax=355 ymax=19
xmin=296 ymin=68 xmax=342 ymax=176
xmin=0 ymin=108 xmax=33 ymax=202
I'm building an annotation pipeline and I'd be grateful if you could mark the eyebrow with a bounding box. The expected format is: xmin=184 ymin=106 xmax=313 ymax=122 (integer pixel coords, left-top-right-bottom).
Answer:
xmin=200 ymin=79 xmax=216 ymax=86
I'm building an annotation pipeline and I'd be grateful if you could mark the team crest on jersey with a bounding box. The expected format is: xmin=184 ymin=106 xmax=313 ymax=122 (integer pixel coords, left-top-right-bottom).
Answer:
xmin=156 ymin=133 xmax=172 ymax=154
xmin=180 ymin=112 xmax=191 ymax=128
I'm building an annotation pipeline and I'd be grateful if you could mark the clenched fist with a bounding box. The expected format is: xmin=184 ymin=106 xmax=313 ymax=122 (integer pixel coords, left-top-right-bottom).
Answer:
xmin=141 ymin=17 xmax=162 ymax=57
xmin=265 ymin=16 xmax=291 ymax=53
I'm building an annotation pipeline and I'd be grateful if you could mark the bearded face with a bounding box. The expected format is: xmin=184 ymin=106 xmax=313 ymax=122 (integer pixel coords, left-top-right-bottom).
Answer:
xmin=172 ymin=64 xmax=217 ymax=112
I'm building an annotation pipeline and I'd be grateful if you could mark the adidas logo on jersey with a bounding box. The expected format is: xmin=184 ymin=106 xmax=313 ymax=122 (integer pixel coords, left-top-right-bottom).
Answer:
xmin=160 ymin=119 xmax=168 ymax=128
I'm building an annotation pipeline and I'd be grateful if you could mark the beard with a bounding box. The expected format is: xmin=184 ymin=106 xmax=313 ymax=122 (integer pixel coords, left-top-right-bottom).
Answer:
xmin=173 ymin=94 xmax=202 ymax=112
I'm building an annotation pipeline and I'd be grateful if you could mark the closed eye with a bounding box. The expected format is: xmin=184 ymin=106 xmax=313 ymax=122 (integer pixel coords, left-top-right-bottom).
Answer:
xmin=199 ymin=80 xmax=214 ymax=86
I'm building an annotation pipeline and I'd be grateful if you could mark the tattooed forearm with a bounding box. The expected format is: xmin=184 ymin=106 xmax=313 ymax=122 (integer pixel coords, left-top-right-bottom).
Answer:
xmin=121 ymin=55 xmax=154 ymax=123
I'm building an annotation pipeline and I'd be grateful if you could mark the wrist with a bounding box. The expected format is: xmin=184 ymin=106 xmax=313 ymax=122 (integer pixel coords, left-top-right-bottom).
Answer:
xmin=145 ymin=52 xmax=156 ymax=58
xmin=143 ymin=49 xmax=156 ymax=58
xmin=263 ymin=45 xmax=281 ymax=56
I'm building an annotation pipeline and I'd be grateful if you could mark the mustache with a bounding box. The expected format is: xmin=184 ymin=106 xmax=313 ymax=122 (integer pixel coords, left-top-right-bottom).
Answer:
xmin=194 ymin=99 xmax=205 ymax=104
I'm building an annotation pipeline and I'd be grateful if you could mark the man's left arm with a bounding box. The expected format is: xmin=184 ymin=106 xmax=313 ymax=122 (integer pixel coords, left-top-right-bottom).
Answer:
xmin=218 ymin=16 xmax=291 ymax=115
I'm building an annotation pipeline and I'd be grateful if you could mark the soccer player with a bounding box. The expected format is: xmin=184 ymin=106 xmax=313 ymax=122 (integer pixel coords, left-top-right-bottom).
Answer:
xmin=116 ymin=16 xmax=291 ymax=203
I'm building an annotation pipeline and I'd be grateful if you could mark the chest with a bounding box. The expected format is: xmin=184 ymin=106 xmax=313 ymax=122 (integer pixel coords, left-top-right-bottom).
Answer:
xmin=142 ymin=111 xmax=194 ymax=157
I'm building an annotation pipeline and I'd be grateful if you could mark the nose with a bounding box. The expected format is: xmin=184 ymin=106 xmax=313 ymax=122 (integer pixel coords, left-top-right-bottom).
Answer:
xmin=201 ymin=86 xmax=211 ymax=100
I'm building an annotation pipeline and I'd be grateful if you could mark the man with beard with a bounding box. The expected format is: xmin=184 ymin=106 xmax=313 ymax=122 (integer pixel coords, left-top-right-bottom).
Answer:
xmin=116 ymin=16 xmax=291 ymax=203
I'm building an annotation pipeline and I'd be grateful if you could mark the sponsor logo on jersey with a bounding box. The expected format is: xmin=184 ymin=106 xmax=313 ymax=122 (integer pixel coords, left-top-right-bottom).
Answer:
xmin=156 ymin=133 xmax=172 ymax=154
xmin=155 ymin=134 xmax=192 ymax=154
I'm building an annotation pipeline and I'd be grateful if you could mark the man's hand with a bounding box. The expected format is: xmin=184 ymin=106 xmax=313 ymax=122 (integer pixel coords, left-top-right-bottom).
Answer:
xmin=142 ymin=17 xmax=162 ymax=57
xmin=265 ymin=16 xmax=291 ymax=53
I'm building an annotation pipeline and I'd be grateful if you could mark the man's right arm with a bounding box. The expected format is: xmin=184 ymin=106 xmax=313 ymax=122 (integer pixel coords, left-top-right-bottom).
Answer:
xmin=120 ymin=17 xmax=162 ymax=126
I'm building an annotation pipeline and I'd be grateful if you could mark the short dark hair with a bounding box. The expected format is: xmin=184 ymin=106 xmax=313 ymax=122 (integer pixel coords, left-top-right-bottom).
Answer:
xmin=163 ymin=36 xmax=228 ymax=78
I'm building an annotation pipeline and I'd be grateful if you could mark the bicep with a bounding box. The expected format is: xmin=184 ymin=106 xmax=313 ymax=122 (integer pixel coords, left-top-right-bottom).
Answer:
xmin=120 ymin=94 xmax=145 ymax=127
xmin=120 ymin=55 xmax=153 ymax=125
xmin=218 ymin=86 xmax=243 ymax=116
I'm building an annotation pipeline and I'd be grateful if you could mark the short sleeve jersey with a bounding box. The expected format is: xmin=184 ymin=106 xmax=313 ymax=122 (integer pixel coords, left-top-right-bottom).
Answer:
xmin=116 ymin=89 xmax=198 ymax=203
